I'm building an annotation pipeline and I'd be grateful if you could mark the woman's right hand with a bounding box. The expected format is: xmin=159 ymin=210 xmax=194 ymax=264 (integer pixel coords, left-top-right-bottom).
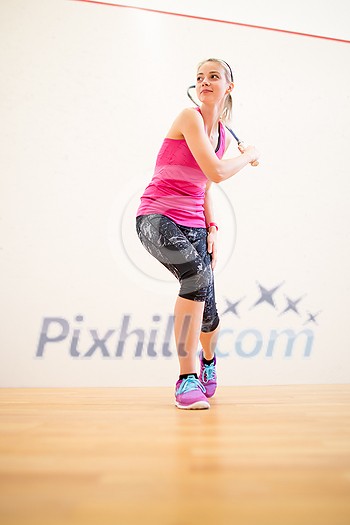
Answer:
xmin=238 ymin=144 xmax=260 ymax=164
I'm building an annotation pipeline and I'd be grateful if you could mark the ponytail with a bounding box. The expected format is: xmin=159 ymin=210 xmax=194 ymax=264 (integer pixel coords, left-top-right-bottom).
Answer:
xmin=221 ymin=92 xmax=232 ymax=125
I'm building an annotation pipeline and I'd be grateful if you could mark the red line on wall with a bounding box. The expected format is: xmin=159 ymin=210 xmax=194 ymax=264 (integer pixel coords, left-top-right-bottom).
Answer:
xmin=69 ymin=0 xmax=350 ymax=44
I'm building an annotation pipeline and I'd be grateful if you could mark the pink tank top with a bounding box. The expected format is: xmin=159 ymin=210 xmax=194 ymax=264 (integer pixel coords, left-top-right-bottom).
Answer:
xmin=136 ymin=107 xmax=226 ymax=227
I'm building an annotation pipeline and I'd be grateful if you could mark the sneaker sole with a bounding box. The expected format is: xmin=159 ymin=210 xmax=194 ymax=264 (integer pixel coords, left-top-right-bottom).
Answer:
xmin=175 ymin=400 xmax=210 ymax=410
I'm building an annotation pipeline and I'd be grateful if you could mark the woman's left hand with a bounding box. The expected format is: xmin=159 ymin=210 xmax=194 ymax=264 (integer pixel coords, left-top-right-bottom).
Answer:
xmin=207 ymin=228 xmax=218 ymax=270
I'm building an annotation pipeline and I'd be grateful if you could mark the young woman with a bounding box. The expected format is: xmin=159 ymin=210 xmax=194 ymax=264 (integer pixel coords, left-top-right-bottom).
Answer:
xmin=136 ymin=58 xmax=260 ymax=410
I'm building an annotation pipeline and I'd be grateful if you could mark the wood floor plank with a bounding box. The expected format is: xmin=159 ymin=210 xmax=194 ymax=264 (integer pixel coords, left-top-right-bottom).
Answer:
xmin=0 ymin=385 xmax=349 ymax=525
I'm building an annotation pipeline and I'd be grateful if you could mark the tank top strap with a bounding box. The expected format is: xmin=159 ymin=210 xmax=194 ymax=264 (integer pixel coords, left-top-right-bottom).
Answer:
xmin=217 ymin=120 xmax=226 ymax=158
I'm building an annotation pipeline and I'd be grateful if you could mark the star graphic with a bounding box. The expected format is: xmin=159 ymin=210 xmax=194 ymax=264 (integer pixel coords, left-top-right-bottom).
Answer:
xmin=303 ymin=311 xmax=321 ymax=325
xmin=221 ymin=297 xmax=245 ymax=317
xmin=279 ymin=295 xmax=305 ymax=316
xmin=251 ymin=281 xmax=284 ymax=309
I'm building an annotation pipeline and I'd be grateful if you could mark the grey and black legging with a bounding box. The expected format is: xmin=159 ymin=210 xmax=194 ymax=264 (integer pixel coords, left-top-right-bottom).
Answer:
xmin=136 ymin=213 xmax=220 ymax=333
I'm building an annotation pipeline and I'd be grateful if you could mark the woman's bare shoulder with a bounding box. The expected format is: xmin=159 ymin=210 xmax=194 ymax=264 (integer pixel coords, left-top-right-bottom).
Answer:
xmin=165 ymin=107 xmax=202 ymax=139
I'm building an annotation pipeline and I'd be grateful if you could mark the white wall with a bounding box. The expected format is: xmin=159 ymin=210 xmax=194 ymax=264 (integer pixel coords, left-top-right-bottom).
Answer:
xmin=1 ymin=0 xmax=350 ymax=386
xmin=113 ymin=0 xmax=350 ymax=41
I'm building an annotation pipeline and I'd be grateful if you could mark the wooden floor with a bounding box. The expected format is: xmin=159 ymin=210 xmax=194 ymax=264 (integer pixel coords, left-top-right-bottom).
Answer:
xmin=0 ymin=385 xmax=350 ymax=525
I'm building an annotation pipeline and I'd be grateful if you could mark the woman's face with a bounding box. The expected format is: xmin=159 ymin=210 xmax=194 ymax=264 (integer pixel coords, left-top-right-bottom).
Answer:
xmin=195 ymin=61 xmax=231 ymax=105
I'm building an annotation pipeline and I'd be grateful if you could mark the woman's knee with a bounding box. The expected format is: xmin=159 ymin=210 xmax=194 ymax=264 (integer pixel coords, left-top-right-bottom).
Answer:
xmin=178 ymin=263 xmax=212 ymax=301
xmin=201 ymin=313 xmax=220 ymax=333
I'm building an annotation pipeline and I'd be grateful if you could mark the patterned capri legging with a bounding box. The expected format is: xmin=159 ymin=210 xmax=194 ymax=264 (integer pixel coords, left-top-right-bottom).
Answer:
xmin=136 ymin=213 xmax=220 ymax=333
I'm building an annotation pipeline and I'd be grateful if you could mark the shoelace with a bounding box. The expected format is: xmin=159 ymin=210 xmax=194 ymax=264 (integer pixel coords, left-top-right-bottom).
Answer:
xmin=201 ymin=362 xmax=216 ymax=382
xmin=177 ymin=375 xmax=206 ymax=395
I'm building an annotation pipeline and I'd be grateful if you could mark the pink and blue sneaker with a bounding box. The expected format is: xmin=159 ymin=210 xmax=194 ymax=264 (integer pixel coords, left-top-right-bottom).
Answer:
xmin=175 ymin=374 xmax=210 ymax=410
xmin=199 ymin=351 xmax=217 ymax=398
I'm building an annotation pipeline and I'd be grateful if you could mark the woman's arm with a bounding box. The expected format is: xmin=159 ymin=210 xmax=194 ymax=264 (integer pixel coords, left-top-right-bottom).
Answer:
xmin=170 ymin=108 xmax=259 ymax=183
xmin=204 ymin=181 xmax=218 ymax=270
xmin=204 ymin=180 xmax=215 ymax=227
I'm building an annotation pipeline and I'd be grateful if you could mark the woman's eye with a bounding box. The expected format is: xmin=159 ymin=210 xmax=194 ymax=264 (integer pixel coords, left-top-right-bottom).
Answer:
xmin=196 ymin=74 xmax=219 ymax=82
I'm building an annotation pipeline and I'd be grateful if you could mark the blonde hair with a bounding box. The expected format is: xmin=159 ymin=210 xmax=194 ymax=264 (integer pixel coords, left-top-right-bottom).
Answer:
xmin=197 ymin=58 xmax=233 ymax=124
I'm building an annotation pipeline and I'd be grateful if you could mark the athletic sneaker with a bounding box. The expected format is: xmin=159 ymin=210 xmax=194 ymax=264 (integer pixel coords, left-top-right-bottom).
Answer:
xmin=175 ymin=375 xmax=210 ymax=410
xmin=199 ymin=351 xmax=217 ymax=398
